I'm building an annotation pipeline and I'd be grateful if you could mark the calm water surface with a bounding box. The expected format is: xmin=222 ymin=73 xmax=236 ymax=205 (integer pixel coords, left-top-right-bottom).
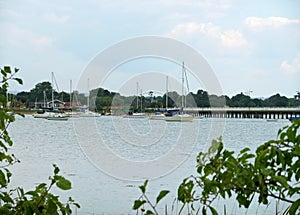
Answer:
xmin=9 ymin=115 xmax=290 ymax=214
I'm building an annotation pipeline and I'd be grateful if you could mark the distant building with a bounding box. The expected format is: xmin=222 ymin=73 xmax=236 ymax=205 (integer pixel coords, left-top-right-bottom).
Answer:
xmin=28 ymin=99 xmax=65 ymax=109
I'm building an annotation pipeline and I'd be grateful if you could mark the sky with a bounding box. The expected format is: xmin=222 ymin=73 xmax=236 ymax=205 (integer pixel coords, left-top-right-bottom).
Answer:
xmin=0 ymin=0 xmax=300 ymax=98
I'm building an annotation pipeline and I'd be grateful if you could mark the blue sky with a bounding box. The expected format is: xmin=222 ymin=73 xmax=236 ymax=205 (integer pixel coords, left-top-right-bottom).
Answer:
xmin=0 ymin=0 xmax=299 ymax=98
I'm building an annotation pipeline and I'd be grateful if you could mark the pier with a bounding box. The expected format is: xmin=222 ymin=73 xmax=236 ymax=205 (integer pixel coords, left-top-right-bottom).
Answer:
xmin=185 ymin=107 xmax=300 ymax=119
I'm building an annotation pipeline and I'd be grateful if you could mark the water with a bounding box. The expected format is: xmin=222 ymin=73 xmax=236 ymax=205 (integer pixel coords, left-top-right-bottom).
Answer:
xmin=8 ymin=115 xmax=290 ymax=214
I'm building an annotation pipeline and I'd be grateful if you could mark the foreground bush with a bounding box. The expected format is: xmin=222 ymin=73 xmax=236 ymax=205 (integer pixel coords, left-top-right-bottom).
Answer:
xmin=134 ymin=119 xmax=300 ymax=214
xmin=0 ymin=66 xmax=79 ymax=214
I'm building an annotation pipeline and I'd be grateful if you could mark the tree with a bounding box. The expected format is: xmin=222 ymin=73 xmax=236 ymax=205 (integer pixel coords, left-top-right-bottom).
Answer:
xmin=265 ymin=93 xmax=289 ymax=107
xmin=29 ymin=81 xmax=54 ymax=102
xmin=133 ymin=119 xmax=300 ymax=214
xmin=0 ymin=66 xmax=79 ymax=213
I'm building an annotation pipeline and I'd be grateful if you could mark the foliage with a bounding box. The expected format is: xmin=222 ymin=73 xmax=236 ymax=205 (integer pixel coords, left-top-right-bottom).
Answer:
xmin=133 ymin=120 xmax=300 ymax=214
xmin=13 ymin=81 xmax=300 ymax=110
xmin=0 ymin=66 xmax=79 ymax=214
xmin=178 ymin=119 xmax=300 ymax=214
xmin=133 ymin=180 xmax=170 ymax=215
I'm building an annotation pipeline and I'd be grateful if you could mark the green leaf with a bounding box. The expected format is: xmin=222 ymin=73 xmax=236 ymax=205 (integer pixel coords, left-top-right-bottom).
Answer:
xmin=289 ymin=198 xmax=300 ymax=215
xmin=53 ymin=164 xmax=60 ymax=175
xmin=13 ymin=78 xmax=23 ymax=85
xmin=208 ymin=205 xmax=218 ymax=215
xmin=55 ymin=176 xmax=72 ymax=190
xmin=156 ymin=190 xmax=170 ymax=204
xmin=145 ymin=210 xmax=155 ymax=215
xmin=273 ymin=175 xmax=289 ymax=189
xmin=3 ymin=66 xmax=11 ymax=74
xmin=240 ymin=147 xmax=251 ymax=154
xmin=139 ymin=180 xmax=148 ymax=194
xmin=132 ymin=199 xmax=146 ymax=210
xmin=0 ymin=170 xmax=7 ymax=187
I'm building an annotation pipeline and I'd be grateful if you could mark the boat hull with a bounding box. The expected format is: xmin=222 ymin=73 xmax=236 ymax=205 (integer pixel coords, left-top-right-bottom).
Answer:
xmin=165 ymin=114 xmax=193 ymax=122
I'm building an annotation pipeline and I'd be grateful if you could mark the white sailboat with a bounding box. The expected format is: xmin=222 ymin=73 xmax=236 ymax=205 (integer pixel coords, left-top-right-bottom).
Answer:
xmin=165 ymin=62 xmax=193 ymax=122
xmin=79 ymin=78 xmax=100 ymax=117
xmin=148 ymin=76 xmax=168 ymax=120
xmin=33 ymin=72 xmax=69 ymax=120
xmin=123 ymin=82 xmax=146 ymax=118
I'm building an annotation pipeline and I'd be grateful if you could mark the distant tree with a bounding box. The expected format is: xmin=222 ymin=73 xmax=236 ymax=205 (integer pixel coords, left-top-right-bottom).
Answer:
xmin=164 ymin=91 xmax=179 ymax=108
xmin=229 ymin=92 xmax=251 ymax=107
xmin=29 ymin=81 xmax=54 ymax=101
xmin=15 ymin=91 xmax=31 ymax=106
xmin=208 ymin=94 xmax=226 ymax=107
xmin=192 ymin=89 xmax=210 ymax=107
xmin=263 ymin=93 xmax=289 ymax=107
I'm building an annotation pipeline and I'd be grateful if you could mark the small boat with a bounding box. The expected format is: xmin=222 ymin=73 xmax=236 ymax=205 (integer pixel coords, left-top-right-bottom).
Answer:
xmin=266 ymin=119 xmax=278 ymax=122
xmin=79 ymin=110 xmax=101 ymax=117
xmin=148 ymin=112 xmax=166 ymax=120
xmin=165 ymin=113 xmax=193 ymax=122
xmin=47 ymin=115 xmax=69 ymax=121
xmin=123 ymin=112 xmax=147 ymax=118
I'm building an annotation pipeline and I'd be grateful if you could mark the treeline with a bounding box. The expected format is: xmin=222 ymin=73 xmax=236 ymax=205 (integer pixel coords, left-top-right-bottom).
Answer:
xmin=9 ymin=81 xmax=300 ymax=111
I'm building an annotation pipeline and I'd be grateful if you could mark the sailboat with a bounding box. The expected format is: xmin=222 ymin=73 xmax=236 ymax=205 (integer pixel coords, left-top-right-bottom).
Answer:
xmin=32 ymin=72 xmax=69 ymax=120
xmin=148 ymin=76 xmax=168 ymax=120
xmin=123 ymin=82 xmax=146 ymax=118
xmin=165 ymin=62 xmax=193 ymax=122
xmin=78 ymin=78 xmax=101 ymax=117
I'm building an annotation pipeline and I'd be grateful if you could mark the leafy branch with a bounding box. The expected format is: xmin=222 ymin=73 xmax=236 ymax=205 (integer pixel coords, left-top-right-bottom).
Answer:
xmin=133 ymin=179 xmax=170 ymax=215
xmin=0 ymin=66 xmax=80 ymax=214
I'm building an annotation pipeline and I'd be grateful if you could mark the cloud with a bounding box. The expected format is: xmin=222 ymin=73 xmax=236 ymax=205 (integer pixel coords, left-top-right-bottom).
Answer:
xmin=1 ymin=22 xmax=53 ymax=49
xmin=280 ymin=53 xmax=300 ymax=75
xmin=44 ymin=12 xmax=70 ymax=24
xmin=245 ymin=16 xmax=300 ymax=31
xmin=220 ymin=30 xmax=247 ymax=47
xmin=169 ymin=22 xmax=248 ymax=48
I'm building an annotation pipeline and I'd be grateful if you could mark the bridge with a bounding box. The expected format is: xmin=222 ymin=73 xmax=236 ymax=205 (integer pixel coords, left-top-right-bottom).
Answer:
xmin=184 ymin=107 xmax=300 ymax=119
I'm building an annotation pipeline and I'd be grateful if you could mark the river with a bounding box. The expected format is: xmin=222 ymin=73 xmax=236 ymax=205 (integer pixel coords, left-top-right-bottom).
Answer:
xmin=8 ymin=115 xmax=290 ymax=214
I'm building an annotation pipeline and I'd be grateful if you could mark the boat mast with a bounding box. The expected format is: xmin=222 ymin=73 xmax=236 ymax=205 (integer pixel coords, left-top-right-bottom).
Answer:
xmin=140 ymin=88 xmax=143 ymax=112
xmin=43 ymin=91 xmax=46 ymax=108
xmin=87 ymin=78 xmax=90 ymax=109
xmin=181 ymin=62 xmax=185 ymax=109
xmin=136 ymin=82 xmax=139 ymax=110
xmin=70 ymin=80 xmax=72 ymax=109
xmin=166 ymin=76 xmax=168 ymax=109
xmin=51 ymin=72 xmax=54 ymax=109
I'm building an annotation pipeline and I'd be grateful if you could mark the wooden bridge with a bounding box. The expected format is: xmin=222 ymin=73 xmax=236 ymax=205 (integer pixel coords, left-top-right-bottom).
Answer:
xmin=184 ymin=107 xmax=300 ymax=119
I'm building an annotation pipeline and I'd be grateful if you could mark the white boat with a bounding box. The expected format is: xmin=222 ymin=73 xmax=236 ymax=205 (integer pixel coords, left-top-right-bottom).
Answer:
xmin=33 ymin=110 xmax=52 ymax=118
xmin=79 ymin=110 xmax=101 ymax=117
xmin=148 ymin=112 xmax=166 ymax=120
xmin=47 ymin=114 xmax=69 ymax=121
xmin=164 ymin=62 xmax=193 ymax=122
xmin=165 ymin=113 xmax=193 ymax=122
xmin=123 ymin=112 xmax=147 ymax=118
xmin=149 ymin=76 xmax=168 ymax=121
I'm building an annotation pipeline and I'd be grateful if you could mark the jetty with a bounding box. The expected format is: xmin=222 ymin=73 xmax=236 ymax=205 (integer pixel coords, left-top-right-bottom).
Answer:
xmin=184 ymin=107 xmax=300 ymax=119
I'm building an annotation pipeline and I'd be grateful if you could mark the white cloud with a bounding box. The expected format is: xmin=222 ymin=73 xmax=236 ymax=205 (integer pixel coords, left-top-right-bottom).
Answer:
xmin=245 ymin=16 xmax=300 ymax=31
xmin=1 ymin=22 xmax=53 ymax=49
xmin=44 ymin=12 xmax=70 ymax=24
xmin=169 ymin=22 xmax=248 ymax=48
xmin=220 ymin=30 xmax=247 ymax=47
xmin=280 ymin=53 xmax=300 ymax=75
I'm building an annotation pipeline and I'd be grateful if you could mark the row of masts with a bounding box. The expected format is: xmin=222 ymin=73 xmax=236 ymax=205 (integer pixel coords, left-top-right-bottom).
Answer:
xmin=40 ymin=62 xmax=188 ymax=110
xmin=135 ymin=62 xmax=189 ymax=111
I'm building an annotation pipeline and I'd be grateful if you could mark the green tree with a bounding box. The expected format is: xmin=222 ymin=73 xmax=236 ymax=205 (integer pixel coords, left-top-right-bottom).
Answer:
xmin=263 ymin=93 xmax=289 ymax=107
xmin=29 ymin=81 xmax=54 ymax=102
xmin=0 ymin=66 xmax=79 ymax=213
